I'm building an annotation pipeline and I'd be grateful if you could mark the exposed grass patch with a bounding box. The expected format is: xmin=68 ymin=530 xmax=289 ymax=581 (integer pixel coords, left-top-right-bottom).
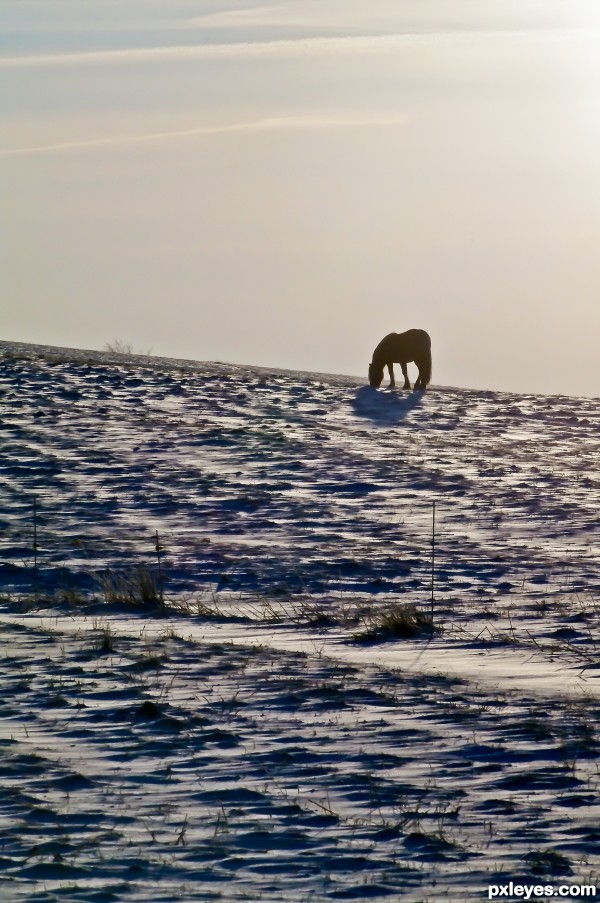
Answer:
xmin=103 ymin=340 xmax=153 ymax=356
xmin=94 ymin=623 xmax=116 ymax=655
xmin=98 ymin=566 xmax=165 ymax=613
xmin=352 ymin=602 xmax=436 ymax=644
xmin=522 ymin=848 xmax=573 ymax=876
xmin=131 ymin=648 xmax=168 ymax=671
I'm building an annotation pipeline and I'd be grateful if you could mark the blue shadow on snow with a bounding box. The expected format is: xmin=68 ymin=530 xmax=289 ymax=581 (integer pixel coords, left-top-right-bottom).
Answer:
xmin=352 ymin=385 xmax=425 ymax=424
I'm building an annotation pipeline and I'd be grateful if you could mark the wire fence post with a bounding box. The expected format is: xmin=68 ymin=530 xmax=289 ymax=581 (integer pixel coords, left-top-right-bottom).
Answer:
xmin=155 ymin=530 xmax=164 ymax=606
xmin=431 ymin=500 xmax=436 ymax=625
xmin=33 ymin=496 xmax=38 ymax=599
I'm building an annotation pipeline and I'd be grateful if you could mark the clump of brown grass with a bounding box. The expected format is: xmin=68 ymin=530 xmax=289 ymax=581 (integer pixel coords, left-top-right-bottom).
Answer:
xmin=103 ymin=340 xmax=153 ymax=356
xmin=352 ymin=602 xmax=436 ymax=644
xmin=99 ymin=566 xmax=165 ymax=612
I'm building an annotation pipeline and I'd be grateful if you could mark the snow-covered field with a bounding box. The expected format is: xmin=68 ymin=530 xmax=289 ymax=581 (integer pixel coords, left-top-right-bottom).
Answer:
xmin=1 ymin=340 xmax=600 ymax=901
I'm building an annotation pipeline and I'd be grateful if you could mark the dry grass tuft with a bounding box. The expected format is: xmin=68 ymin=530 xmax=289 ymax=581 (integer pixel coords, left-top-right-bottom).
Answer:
xmin=352 ymin=602 xmax=436 ymax=644
xmin=99 ymin=566 xmax=165 ymax=612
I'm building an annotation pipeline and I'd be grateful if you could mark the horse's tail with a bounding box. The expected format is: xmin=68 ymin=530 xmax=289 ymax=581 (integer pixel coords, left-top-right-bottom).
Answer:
xmin=418 ymin=341 xmax=432 ymax=388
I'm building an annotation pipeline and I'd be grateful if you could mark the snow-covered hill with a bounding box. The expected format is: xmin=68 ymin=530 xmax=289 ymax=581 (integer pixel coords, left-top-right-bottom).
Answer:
xmin=2 ymin=339 xmax=598 ymax=603
xmin=1 ymin=340 xmax=599 ymax=901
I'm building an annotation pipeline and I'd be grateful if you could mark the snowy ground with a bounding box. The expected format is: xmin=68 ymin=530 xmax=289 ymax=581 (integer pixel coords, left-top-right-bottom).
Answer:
xmin=1 ymin=340 xmax=600 ymax=901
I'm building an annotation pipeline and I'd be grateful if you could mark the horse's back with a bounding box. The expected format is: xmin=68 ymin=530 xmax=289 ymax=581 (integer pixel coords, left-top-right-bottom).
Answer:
xmin=378 ymin=329 xmax=430 ymax=359
xmin=401 ymin=328 xmax=430 ymax=348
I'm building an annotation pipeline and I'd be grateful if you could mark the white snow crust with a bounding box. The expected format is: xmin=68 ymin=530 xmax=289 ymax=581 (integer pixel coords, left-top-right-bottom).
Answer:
xmin=1 ymin=340 xmax=599 ymax=901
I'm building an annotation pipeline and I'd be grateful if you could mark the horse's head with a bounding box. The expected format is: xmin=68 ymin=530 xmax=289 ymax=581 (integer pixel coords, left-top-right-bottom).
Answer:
xmin=368 ymin=362 xmax=384 ymax=387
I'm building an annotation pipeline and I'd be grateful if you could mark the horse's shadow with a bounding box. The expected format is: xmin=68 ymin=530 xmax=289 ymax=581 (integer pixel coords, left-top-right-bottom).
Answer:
xmin=352 ymin=385 xmax=425 ymax=424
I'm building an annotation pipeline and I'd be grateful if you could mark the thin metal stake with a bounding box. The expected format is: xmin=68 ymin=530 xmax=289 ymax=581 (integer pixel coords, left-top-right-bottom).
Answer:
xmin=33 ymin=497 xmax=38 ymax=578
xmin=431 ymin=500 xmax=436 ymax=624
xmin=33 ymin=496 xmax=38 ymax=600
xmin=155 ymin=530 xmax=163 ymax=605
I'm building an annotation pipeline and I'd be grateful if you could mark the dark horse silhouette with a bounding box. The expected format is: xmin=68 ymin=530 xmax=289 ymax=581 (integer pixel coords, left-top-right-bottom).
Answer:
xmin=368 ymin=329 xmax=432 ymax=389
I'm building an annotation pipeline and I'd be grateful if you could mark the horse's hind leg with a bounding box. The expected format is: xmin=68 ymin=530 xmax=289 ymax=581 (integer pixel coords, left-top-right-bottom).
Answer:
xmin=401 ymin=362 xmax=411 ymax=390
xmin=414 ymin=360 xmax=424 ymax=390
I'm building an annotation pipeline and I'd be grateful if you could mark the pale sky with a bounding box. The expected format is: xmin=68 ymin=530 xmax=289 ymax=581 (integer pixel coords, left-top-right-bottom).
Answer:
xmin=3 ymin=0 xmax=600 ymax=396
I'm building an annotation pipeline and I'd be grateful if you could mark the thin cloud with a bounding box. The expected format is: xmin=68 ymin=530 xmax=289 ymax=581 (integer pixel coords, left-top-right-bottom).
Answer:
xmin=1 ymin=34 xmax=422 ymax=67
xmin=0 ymin=115 xmax=409 ymax=158
xmin=0 ymin=29 xmax=590 ymax=68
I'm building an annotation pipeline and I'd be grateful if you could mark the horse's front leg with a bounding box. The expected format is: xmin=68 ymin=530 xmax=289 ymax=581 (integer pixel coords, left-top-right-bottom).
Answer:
xmin=401 ymin=362 xmax=411 ymax=390
xmin=387 ymin=363 xmax=396 ymax=387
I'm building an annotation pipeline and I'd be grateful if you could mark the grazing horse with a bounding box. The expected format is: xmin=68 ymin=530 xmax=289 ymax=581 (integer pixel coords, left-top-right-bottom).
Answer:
xmin=368 ymin=329 xmax=432 ymax=389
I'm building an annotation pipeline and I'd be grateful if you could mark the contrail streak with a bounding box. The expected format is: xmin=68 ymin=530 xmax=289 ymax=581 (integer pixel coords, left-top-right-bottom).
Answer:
xmin=0 ymin=115 xmax=408 ymax=158
xmin=0 ymin=28 xmax=591 ymax=69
